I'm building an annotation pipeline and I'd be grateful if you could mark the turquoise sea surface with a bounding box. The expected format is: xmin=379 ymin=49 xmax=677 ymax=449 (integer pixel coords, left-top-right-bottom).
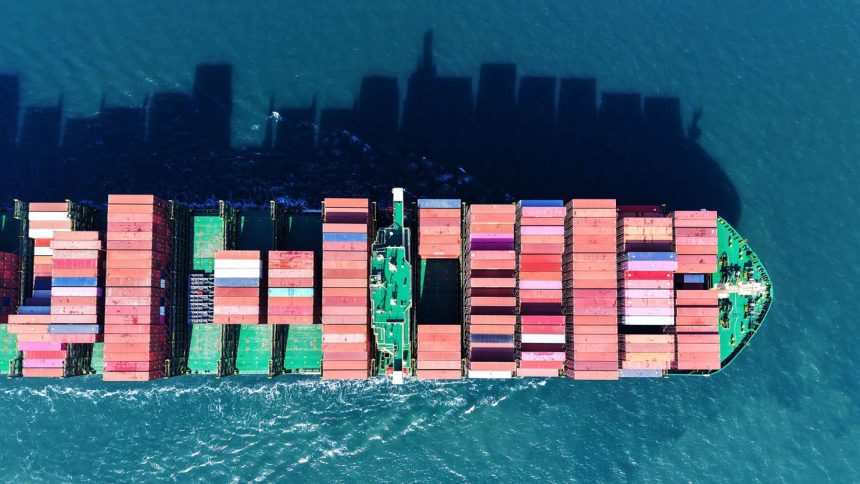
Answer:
xmin=1 ymin=1 xmax=858 ymax=481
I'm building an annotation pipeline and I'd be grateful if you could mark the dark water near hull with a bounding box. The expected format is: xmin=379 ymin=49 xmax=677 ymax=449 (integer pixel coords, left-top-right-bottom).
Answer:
xmin=0 ymin=1 xmax=859 ymax=481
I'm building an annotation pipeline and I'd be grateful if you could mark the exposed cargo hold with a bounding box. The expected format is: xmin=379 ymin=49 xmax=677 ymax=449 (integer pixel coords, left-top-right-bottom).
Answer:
xmin=414 ymin=198 xmax=463 ymax=380
xmin=1 ymin=190 xmax=773 ymax=382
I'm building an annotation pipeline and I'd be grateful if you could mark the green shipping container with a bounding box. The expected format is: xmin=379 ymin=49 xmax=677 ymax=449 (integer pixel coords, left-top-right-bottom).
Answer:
xmin=188 ymin=324 xmax=226 ymax=374
xmin=0 ymin=325 xmax=20 ymax=376
xmin=283 ymin=325 xmax=322 ymax=373
xmin=235 ymin=325 xmax=273 ymax=375
xmin=90 ymin=342 xmax=104 ymax=374
xmin=192 ymin=216 xmax=224 ymax=272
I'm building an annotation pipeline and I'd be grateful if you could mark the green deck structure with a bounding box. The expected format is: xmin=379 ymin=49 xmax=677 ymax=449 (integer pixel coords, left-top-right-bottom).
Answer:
xmin=0 ymin=325 xmax=20 ymax=378
xmin=713 ymin=217 xmax=773 ymax=369
xmin=235 ymin=325 xmax=274 ymax=375
xmin=370 ymin=189 xmax=412 ymax=380
xmin=283 ymin=324 xmax=322 ymax=373
xmin=89 ymin=342 xmax=104 ymax=374
xmin=187 ymin=324 xmax=239 ymax=376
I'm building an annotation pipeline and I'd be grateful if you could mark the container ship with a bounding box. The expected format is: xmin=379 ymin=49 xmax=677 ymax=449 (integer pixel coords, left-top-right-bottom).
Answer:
xmin=0 ymin=189 xmax=772 ymax=382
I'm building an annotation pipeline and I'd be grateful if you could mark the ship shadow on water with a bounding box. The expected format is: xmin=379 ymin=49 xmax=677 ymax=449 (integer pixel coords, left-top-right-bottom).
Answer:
xmin=0 ymin=30 xmax=740 ymax=222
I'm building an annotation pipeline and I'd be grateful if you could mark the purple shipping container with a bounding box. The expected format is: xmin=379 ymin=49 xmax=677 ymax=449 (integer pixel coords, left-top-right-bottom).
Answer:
xmin=23 ymin=358 xmax=65 ymax=368
xmin=18 ymin=342 xmax=67 ymax=351
xmin=621 ymin=261 xmax=679 ymax=271
xmin=521 ymin=226 xmax=565 ymax=235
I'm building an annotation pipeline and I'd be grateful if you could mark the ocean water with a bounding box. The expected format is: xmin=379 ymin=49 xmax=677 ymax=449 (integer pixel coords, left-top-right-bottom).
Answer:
xmin=1 ymin=1 xmax=859 ymax=481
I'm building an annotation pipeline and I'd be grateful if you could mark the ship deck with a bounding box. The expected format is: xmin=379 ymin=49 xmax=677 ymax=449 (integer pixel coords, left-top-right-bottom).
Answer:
xmin=714 ymin=217 xmax=773 ymax=370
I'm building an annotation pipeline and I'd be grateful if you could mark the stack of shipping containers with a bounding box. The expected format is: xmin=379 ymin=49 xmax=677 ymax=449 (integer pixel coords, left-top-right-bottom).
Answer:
xmin=563 ymin=199 xmax=619 ymax=380
xmin=0 ymin=251 xmax=19 ymax=374
xmin=213 ymin=251 xmax=262 ymax=325
xmin=8 ymin=203 xmax=75 ymax=377
xmin=515 ymin=201 xmax=565 ymax=377
xmin=103 ymin=195 xmax=171 ymax=381
xmin=464 ymin=204 xmax=516 ymax=379
xmin=267 ymin=251 xmax=313 ymax=324
xmin=617 ymin=214 xmax=676 ymax=376
xmin=321 ymin=198 xmax=370 ymax=380
xmin=213 ymin=250 xmax=268 ymax=374
xmin=0 ymin=253 xmax=17 ymax=323
xmin=415 ymin=199 xmax=462 ymax=379
xmin=268 ymin=251 xmax=320 ymax=373
xmin=673 ymin=211 xmax=721 ymax=370
xmin=49 ymin=231 xmax=103 ymax=362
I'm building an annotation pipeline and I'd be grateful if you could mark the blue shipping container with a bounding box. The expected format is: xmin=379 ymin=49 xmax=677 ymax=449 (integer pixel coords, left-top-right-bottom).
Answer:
xmin=469 ymin=334 xmax=515 ymax=344
xmin=518 ymin=200 xmax=564 ymax=207
xmin=683 ymin=274 xmax=706 ymax=283
xmin=322 ymin=232 xmax=367 ymax=242
xmin=51 ymin=277 xmax=99 ymax=287
xmin=214 ymin=278 xmax=260 ymax=288
xmin=48 ymin=324 xmax=102 ymax=334
xmin=18 ymin=305 xmax=51 ymax=315
xmin=418 ymin=199 xmax=461 ymax=209
xmin=268 ymin=288 xmax=314 ymax=298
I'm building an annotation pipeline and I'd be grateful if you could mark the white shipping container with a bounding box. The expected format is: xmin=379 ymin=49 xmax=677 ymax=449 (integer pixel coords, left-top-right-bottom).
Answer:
xmin=213 ymin=259 xmax=262 ymax=270
xmin=33 ymin=247 xmax=54 ymax=256
xmin=213 ymin=306 xmax=260 ymax=315
xmin=520 ymin=334 xmax=566 ymax=344
xmin=467 ymin=370 xmax=513 ymax=379
xmin=29 ymin=228 xmax=70 ymax=239
xmin=28 ymin=211 xmax=70 ymax=221
xmin=322 ymin=333 xmax=368 ymax=343
xmin=620 ymin=315 xmax=675 ymax=325
xmin=213 ymin=268 xmax=262 ymax=279
xmin=51 ymin=287 xmax=104 ymax=296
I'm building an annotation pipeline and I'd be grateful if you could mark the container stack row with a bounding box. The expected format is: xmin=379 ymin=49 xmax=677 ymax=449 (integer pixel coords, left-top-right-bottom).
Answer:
xmin=417 ymin=199 xmax=462 ymax=260
xmin=0 ymin=253 xmax=18 ymax=369
xmin=674 ymin=290 xmax=721 ymax=370
xmin=49 ymin=231 xmax=104 ymax=345
xmin=213 ymin=250 xmax=262 ymax=324
xmin=464 ymin=204 xmax=517 ymax=378
xmin=617 ymin=215 xmax=677 ymax=376
xmin=321 ymin=198 xmax=370 ymax=380
xmin=103 ymin=194 xmax=171 ymax=381
xmin=619 ymin=334 xmax=676 ymax=374
xmin=8 ymin=203 xmax=74 ymax=377
xmin=619 ymin=251 xmax=677 ymax=327
xmin=673 ymin=211 xmax=719 ymax=274
xmin=563 ymin=199 xmax=619 ymax=380
xmin=0 ymin=253 xmax=18 ymax=323
xmin=415 ymin=199 xmax=462 ymax=380
xmin=672 ymin=211 xmax=720 ymax=371
xmin=515 ymin=200 xmax=565 ymax=377
xmin=267 ymin=251 xmax=314 ymax=324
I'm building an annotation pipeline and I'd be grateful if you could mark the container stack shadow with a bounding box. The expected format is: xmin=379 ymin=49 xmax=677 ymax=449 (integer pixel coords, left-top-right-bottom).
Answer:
xmin=0 ymin=30 xmax=740 ymax=224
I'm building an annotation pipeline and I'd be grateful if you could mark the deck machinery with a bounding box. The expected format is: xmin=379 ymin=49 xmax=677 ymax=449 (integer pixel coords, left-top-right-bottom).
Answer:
xmin=370 ymin=188 xmax=412 ymax=383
